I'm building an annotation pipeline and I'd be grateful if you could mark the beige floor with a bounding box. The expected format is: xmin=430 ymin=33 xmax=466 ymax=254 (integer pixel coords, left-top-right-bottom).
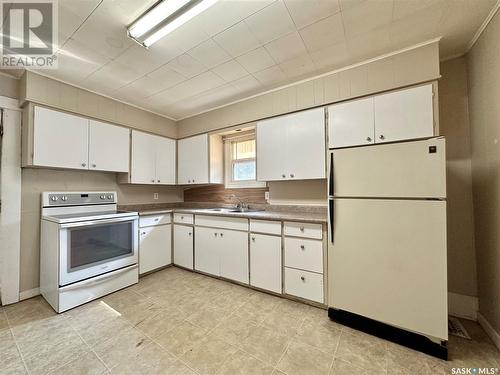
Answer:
xmin=1 ymin=267 xmax=499 ymax=375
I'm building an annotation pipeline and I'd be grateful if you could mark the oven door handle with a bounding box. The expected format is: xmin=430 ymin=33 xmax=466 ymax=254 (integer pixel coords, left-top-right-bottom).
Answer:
xmin=60 ymin=265 xmax=138 ymax=291
xmin=59 ymin=216 xmax=138 ymax=228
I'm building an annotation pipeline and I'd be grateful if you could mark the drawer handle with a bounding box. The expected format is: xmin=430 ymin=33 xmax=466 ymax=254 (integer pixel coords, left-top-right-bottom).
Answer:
xmin=300 ymin=245 xmax=305 ymax=250
xmin=300 ymin=276 xmax=305 ymax=281
xmin=300 ymin=227 xmax=305 ymax=232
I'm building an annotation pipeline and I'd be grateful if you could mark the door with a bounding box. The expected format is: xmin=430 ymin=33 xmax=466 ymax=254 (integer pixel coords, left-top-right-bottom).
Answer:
xmin=139 ymin=224 xmax=171 ymax=275
xmin=328 ymin=97 xmax=374 ymax=148
xmin=329 ymin=198 xmax=447 ymax=340
xmin=33 ymin=106 xmax=89 ymax=169
xmin=374 ymin=84 xmax=434 ymax=143
xmin=89 ymin=120 xmax=129 ymax=172
xmin=131 ymin=130 xmax=156 ymax=184
xmin=178 ymin=134 xmax=209 ymax=184
xmin=331 ymin=138 xmax=446 ymax=199
xmin=285 ymin=108 xmax=325 ymax=180
xmin=173 ymin=224 xmax=193 ymax=269
xmin=194 ymin=227 xmax=219 ymax=276
xmin=219 ymin=229 xmax=249 ymax=284
xmin=250 ymin=234 xmax=281 ymax=293
xmin=155 ymin=136 xmax=176 ymax=184
xmin=256 ymin=116 xmax=287 ymax=181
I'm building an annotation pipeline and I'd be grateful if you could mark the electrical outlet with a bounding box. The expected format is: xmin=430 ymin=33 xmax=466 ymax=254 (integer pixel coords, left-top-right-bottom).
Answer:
xmin=265 ymin=191 xmax=269 ymax=201
xmin=153 ymin=193 xmax=158 ymax=200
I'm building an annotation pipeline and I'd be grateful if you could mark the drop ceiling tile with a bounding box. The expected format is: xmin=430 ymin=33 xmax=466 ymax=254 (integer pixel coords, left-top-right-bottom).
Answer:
xmin=236 ymin=47 xmax=276 ymax=73
xmin=253 ymin=65 xmax=287 ymax=86
xmin=147 ymin=65 xmax=187 ymax=89
xmin=264 ymin=31 xmax=307 ymax=63
xmin=393 ymin=0 xmax=447 ymax=20
xmin=245 ymin=1 xmax=296 ymax=44
xmin=346 ymin=26 xmax=391 ymax=60
xmin=116 ymin=76 xmax=168 ymax=99
xmin=341 ymin=0 xmax=394 ymax=38
xmin=58 ymin=0 xmax=101 ymax=45
xmin=309 ymin=41 xmax=351 ymax=70
xmin=299 ymin=13 xmax=345 ymax=52
xmin=153 ymin=18 xmax=211 ymax=54
xmin=284 ymin=0 xmax=341 ymax=28
xmin=188 ymin=39 xmax=232 ymax=69
xmin=114 ymin=45 xmax=166 ymax=75
xmin=84 ymin=60 xmax=144 ymax=92
xmin=339 ymin=0 xmax=367 ymax=11
xmin=167 ymin=54 xmax=208 ymax=78
xmin=166 ymin=71 xmax=225 ymax=101
xmin=212 ymin=60 xmax=249 ymax=82
xmin=231 ymin=75 xmax=263 ymax=93
xmin=279 ymin=54 xmax=317 ymax=78
xmin=213 ymin=22 xmax=261 ymax=58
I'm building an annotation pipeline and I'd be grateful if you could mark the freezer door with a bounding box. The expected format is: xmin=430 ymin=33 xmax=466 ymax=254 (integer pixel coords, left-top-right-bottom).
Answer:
xmin=328 ymin=198 xmax=448 ymax=340
xmin=331 ymin=138 xmax=446 ymax=198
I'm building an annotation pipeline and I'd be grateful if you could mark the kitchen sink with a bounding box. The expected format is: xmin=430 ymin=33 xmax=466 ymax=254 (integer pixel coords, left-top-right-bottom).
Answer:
xmin=205 ymin=207 xmax=263 ymax=213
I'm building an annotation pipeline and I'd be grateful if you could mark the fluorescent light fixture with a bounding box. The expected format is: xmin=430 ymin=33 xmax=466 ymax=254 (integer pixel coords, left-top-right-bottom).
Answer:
xmin=128 ymin=0 xmax=218 ymax=47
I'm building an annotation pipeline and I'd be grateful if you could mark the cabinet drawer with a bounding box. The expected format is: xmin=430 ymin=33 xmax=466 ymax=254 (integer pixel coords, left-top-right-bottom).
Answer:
xmin=284 ymin=267 xmax=324 ymax=303
xmin=195 ymin=215 xmax=248 ymax=231
xmin=284 ymin=237 xmax=323 ymax=273
xmin=250 ymin=219 xmax=281 ymax=235
xmin=284 ymin=222 xmax=322 ymax=239
xmin=174 ymin=213 xmax=194 ymax=225
xmin=139 ymin=214 xmax=171 ymax=227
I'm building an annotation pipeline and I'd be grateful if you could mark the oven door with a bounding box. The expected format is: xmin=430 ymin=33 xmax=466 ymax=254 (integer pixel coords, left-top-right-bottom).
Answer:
xmin=58 ymin=216 xmax=138 ymax=286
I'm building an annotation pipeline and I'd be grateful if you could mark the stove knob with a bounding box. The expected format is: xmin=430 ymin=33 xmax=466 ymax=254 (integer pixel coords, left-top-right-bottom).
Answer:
xmin=50 ymin=196 xmax=58 ymax=202
xmin=100 ymin=195 xmax=105 ymax=199
xmin=61 ymin=196 xmax=68 ymax=201
xmin=107 ymin=195 xmax=113 ymax=200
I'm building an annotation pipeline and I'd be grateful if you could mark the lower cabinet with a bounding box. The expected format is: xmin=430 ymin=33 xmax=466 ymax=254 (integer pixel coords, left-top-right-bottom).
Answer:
xmin=284 ymin=267 xmax=324 ymax=303
xmin=250 ymin=233 xmax=282 ymax=293
xmin=194 ymin=226 xmax=248 ymax=284
xmin=173 ymin=224 xmax=194 ymax=270
xmin=139 ymin=223 xmax=172 ymax=275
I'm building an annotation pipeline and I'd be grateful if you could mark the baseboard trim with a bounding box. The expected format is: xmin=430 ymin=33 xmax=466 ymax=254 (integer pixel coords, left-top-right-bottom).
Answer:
xmin=477 ymin=312 xmax=500 ymax=350
xmin=19 ymin=288 xmax=40 ymax=301
xmin=448 ymin=292 xmax=478 ymax=320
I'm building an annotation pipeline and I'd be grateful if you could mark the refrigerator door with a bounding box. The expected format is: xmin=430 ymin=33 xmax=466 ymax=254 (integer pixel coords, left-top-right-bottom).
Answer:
xmin=330 ymin=137 xmax=446 ymax=199
xmin=328 ymin=198 xmax=448 ymax=340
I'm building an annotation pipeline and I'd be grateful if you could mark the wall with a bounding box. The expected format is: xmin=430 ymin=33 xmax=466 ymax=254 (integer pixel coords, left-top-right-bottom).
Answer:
xmin=20 ymin=71 xmax=177 ymax=138
xmin=467 ymin=10 xmax=500 ymax=335
xmin=20 ymin=169 xmax=183 ymax=293
xmin=177 ymin=41 xmax=440 ymax=138
xmin=438 ymin=57 xmax=477 ymax=298
xmin=0 ymin=73 xmax=19 ymax=99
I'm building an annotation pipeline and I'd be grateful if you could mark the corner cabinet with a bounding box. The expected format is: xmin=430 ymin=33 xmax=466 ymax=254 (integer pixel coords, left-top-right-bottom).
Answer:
xmin=177 ymin=133 xmax=223 ymax=185
xmin=328 ymin=83 xmax=435 ymax=149
xmin=127 ymin=130 xmax=176 ymax=185
xmin=256 ymin=107 xmax=326 ymax=181
xmin=24 ymin=105 xmax=129 ymax=172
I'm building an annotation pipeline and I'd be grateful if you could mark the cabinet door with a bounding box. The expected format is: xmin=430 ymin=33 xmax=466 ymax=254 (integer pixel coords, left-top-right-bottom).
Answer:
xmin=285 ymin=108 xmax=326 ymax=180
xmin=374 ymin=84 xmax=434 ymax=143
xmin=250 ymin=234 xmax=282 ymax=293
xmin=89 ymin=120 xmax=129 ymax=172
xmin=131 ymin=130 xmax=156 ymax=184
xmin=33 ymin=106 xmax=89 ymax=169
xmin=139 ymin=224 xmax=172 ymax=275
xmin=177 ymin=134 xmax=209 ymax=184
xmin=256 ymin=116 xmax=287 ymax=181
xmin=155 ymin=136 xmax=176 ymax=184
xmin=219 ymin=229 xmax=249 ymax=284
xmin=173 ymin=224 xmax=193 ymax=270
xmin=194 ymin=227 xmax=220 ymax=276
xmin=328 ymin=98 xmax=374 ymax=148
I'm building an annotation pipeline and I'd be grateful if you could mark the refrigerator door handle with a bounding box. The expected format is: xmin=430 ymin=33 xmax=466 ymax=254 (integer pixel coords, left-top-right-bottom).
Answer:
xmin=329 ymin=152 xmax=334 ymax=197
xmin=329 ymin=199 xmax=334 ymax=243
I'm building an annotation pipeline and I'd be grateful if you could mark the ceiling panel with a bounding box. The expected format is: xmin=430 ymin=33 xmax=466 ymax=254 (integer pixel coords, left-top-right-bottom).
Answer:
xmin=31 ymin=0 xmax=497 ymax=120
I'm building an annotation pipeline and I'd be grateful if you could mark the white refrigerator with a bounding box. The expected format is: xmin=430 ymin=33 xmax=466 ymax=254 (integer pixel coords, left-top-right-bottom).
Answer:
xmin=327 ymin=137 xmax=448 ymax=347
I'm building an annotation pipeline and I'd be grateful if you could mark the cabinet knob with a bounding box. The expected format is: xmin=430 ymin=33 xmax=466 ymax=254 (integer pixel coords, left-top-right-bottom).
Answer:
xmin=290 ymin=173 xmax=294 ymax=178
xmin=188 ymin=180 xmax=191 ymax=183
xmin=181 ymin=216 xmax=184 ymax=219
xmin=188 ymin=232 xmax=192 ymax=236
xmin=300 ymin=227 xmax=305 ymax=232
xmin=214 ymin=233 xmax=218 ymax=237
xmin=220 ymin=233 xmax=223 ymax=237
xmin=251 ymin=237 xmax=255 ymax=242
xmin=379 ymin=134 xmax=385 ymax=140
xmin=192 ymin=179 xmax=195 ymax=183
xmin=300 ymin=245 xmax=305 ymax=250
xmin=154 ymin=218 xmax=159 ymax=221
xmin=300 ymin=276 xmax=305 ymax=281
xmin=366 ymin=137 xmax=372 ymax=142
xmin=282 ymin=174 xmax=286 ymax=178
xmin=151 ymin=179 xmax=155 ymax=183
xmin=91 ymin=164 xmax=96 ymax=168
xmin=81 ymin=163 xmax=86 ymax=167
xmin=141 ymin=232 xmax=146 ymax=235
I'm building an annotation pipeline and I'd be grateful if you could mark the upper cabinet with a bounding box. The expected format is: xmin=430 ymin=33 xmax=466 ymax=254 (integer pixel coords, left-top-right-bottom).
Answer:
xmin=328 ymin=84 xmax=435 ymax=149
xmin=177 ymin=133 xmax=223 ymax=185
xmin=27 ymin=106 xmax=130 ymax=172
xmin=257 ymin=108 xmax=326 ymax=181
xmin=130 ymin=130 xmax=176 ymax=185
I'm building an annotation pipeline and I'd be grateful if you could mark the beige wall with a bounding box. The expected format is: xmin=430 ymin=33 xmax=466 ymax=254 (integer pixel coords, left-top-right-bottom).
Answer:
xmin=20 ymin=71 xmax=177 ymax=138
xmin=438 ymin=57 xmax=477 ymax=297
xmin=20 ymin=169 xmax=183 ymax=292
xmin=0 ymin=73 xmax=19 ymax=99
xmin=177 ymin=42 xmax=440 ymax=138
xmin=467 ymin=10 xmax=500 ymax=333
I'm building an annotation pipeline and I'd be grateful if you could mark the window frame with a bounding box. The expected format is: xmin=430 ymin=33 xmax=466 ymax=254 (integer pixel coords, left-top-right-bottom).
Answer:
xmin=224 ymin=134 xmax=266 ymax=189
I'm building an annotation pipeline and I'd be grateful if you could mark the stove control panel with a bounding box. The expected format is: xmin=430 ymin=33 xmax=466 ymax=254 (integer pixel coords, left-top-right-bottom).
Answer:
xmin=43 ymin=192 xmax=117 ymax=207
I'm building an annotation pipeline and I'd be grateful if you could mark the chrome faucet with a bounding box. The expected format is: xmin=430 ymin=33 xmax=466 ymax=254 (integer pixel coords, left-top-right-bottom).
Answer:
xmin=229 ymin=194 xmax=248 ymax=210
